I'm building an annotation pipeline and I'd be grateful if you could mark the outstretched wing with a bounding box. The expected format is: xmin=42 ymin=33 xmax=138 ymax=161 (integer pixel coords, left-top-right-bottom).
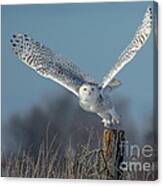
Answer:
xmin=100 ymin=6 xmax=153 ymax=89
xmin=10 ymin=33 xmax=95 ymax=96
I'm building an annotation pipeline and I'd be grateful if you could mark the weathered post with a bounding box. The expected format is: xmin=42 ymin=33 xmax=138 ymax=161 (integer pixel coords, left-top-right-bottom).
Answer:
xmin=102 ymin=128 xmax=126 ymax=179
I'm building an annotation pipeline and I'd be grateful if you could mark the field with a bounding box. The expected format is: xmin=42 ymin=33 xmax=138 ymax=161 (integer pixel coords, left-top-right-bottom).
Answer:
xmin=1 ymin=126 xmax=157 ymax=180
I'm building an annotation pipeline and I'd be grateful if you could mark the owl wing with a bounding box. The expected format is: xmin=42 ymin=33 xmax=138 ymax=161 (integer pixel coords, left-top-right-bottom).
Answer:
xmin=10 ymin=33 xmax=95 ymax=96
xmin=100 ymin=6 xmax=153 ymax=89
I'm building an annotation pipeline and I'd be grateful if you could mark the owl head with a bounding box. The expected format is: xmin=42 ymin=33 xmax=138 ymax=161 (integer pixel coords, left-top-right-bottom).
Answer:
xmin=79 ymin=83 xmax=99 ymax=102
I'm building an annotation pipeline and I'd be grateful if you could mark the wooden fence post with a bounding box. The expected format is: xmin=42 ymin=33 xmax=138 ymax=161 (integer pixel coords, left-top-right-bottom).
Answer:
xmin=102 ymin=128 xmax=126 ymax=179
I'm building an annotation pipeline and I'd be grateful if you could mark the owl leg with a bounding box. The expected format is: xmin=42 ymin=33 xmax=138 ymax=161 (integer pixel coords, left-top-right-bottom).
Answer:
xmin=109 ymin=107 xmax=120 ymax=125
xmin=102 ymin=118 xmax=111 ymax=128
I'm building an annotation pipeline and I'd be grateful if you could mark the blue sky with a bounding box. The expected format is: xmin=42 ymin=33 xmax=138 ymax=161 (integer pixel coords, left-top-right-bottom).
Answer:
xmin=2 ymin=1 xmax=155 ymax=129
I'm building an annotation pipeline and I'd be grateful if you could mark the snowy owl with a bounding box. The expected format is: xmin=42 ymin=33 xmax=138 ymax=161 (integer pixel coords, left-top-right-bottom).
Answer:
xmin=10 ymin=7 xmax=152 ymax=128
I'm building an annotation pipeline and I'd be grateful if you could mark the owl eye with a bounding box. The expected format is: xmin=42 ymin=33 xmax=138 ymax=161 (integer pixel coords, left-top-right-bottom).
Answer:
xmin=83 ymin=88 xmax=87 ymax=91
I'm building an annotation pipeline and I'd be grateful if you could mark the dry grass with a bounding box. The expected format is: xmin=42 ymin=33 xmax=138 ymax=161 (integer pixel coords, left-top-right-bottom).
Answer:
xmin=1 ymin=127 xmax=157 ymax=180
xmin=1 ymin=126 xmax=120 ymax=179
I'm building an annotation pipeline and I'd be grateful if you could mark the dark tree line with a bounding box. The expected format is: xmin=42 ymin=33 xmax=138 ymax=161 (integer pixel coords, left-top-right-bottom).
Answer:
xmin=2 ymin=91 xmax=154 ymax=156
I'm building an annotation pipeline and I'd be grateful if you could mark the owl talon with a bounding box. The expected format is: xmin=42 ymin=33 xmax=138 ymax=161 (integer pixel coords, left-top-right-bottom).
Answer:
xmin=102 ymin=119 xmax=112 ymax=128
xmin=111 ymin=117 xmax=120 ymax=125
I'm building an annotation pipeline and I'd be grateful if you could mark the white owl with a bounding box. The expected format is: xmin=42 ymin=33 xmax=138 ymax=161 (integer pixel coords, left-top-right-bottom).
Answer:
xmin=10 ymin=7 xmax=152 ymax=128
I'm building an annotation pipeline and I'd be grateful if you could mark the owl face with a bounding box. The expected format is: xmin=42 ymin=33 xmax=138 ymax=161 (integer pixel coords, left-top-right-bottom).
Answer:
xmin=79 ymin=84 xmax=99 ymax=102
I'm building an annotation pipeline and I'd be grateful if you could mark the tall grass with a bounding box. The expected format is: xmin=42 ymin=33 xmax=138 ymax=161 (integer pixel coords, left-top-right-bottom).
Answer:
xmin=1 ymin=126 xmax=157 ymax=180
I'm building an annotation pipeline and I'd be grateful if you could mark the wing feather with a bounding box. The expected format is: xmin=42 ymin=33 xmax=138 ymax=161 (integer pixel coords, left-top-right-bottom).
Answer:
xmin=100 ymin=6 xmax=153 ymax=89
xmin=10 ymin=33 xmax=95 ymax=96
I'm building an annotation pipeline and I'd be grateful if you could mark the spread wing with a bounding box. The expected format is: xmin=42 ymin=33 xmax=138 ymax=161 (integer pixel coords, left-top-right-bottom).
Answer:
xmin=10 ymin=33 xmax=95 ymax=96
xmin=100 ymin=6 xmax=153 ymax=89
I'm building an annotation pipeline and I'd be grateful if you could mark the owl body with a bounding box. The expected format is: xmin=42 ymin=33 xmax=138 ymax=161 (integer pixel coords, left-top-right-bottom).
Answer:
xmin=78 ymin=83 xmax=119 ymax=126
